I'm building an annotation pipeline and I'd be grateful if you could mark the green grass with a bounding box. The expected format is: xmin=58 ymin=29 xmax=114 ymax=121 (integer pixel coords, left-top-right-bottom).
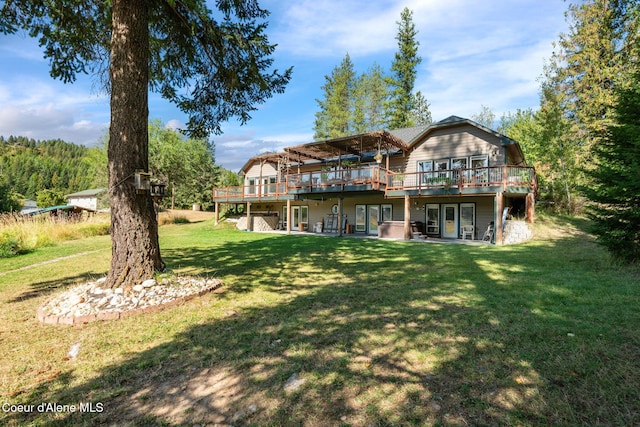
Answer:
xmin=0 ymin=214 xmax=638 ymax=426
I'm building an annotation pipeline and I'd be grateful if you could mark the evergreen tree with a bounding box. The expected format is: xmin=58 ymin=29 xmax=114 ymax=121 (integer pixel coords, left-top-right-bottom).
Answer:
xmin=2 ymin=0 xmax=291 ymax=289
xmin=352 ymin=71 xmax=367 ymax=134
xmin=534 ymin=0 xmax=639 ymax=213
xmin=387 ymin=7 xmax=422 ymax=130
xmin=410 ymin=91 xmax=432 ymax=126
xmin=584 ymin=71 xmax=640 ymax=264
xmin=361 ymin=63 xmax=390 ymax=131
xmin=0 ymin=136 xmax=96 ymax=199
xmin=314 ymin=54 xmax=356 ymax=139
xmin=538 ymin=81 xmax=582 ymax=212
xmin=554 ymin=0 xmax=639 ymax=147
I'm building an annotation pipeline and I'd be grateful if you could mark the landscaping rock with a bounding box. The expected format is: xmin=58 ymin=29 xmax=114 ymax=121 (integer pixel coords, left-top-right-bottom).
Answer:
xmin=284 ymin=373 xmax=306 ymax=393
xmin=38 ymin=276 xmax=223 ymax=325
xmin=142 ymin=279 xmax=157 ymax=288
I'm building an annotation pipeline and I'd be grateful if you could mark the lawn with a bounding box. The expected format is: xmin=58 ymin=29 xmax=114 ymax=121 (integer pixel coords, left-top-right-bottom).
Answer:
xmin=0 ymin=213 xmax=638 ymax=426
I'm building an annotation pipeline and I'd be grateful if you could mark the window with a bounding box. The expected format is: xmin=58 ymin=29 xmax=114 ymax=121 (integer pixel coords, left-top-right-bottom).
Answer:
xmin=471 ymin=156 xmax=488 ymax=183
xmin=426 ymin=204 xmax=439 ymax=235
xmin=247 ymin=178 xmax=256 ymax=195
xmin=381 ymin=204 xmax=393 ymax=222
xmin=452 ymin=157 xmax=468 ymax=183
xmin=418 ymin=160 xmax=433 ymax=184
xmin=452 ymin=157 xmax=468 ymax=169
xmin=460 ymin=203 xmax=475 ymax=227
xmin=265 ymin=176 xmax=277 ymax=194
xmin=355 ymin=205 xmax=366 ymax=232
xmin=435 ymin=160 xmax=449 ymax=179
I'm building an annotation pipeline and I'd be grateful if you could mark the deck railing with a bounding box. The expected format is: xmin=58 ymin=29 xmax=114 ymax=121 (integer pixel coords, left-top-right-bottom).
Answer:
xmin=212 ymin=165 xmax=535 ymax=201
xmin=286 ymin=166 xmax=385 ymax=191
xmin=212 ymin=182 xmax=289 ymax=202
xmin=386 ymin=165 xmax=536 ymax=191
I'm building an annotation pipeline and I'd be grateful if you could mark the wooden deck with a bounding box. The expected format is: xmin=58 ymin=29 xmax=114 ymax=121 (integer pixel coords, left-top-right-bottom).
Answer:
xmin=212 ymin=165 xmax=536 ymax=203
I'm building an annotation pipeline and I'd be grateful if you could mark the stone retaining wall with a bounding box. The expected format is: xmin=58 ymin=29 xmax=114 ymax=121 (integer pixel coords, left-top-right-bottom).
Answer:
xmin=236 ymin=216 xmax=279 ymax=231
xmin=503 ymin=220 xmax=533 ymax=245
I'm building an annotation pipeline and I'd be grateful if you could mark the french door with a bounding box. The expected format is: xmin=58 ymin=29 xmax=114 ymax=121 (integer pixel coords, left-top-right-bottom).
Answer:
xmin=367 ymin=205 xmax=380 ymax=235
xmin=286 ymin=205 xmax=308 ymax=230
xmin=356 ymin=204 xmax=392 ymax=235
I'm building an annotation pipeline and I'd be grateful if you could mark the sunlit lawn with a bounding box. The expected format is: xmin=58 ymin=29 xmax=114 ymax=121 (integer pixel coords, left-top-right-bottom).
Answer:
xmin=0 ymin=214 xmax=638 ymax=426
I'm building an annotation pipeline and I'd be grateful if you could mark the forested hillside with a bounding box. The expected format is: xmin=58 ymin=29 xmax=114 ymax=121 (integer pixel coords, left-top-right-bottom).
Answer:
xmin=0 ymin=135 xmax=104 ymax=201
xmin=0 ymin=127 xmax=238 ymax=212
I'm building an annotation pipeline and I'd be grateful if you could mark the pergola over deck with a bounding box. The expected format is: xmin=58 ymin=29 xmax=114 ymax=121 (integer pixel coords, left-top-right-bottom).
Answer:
xmin=284 ymin=130 xmax=410 ymax=167
xmin=239 ymin=130 xmax=410 ymax=174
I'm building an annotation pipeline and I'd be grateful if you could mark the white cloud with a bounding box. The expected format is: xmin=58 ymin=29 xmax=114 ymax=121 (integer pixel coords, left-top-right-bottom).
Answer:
xmin=212 ymin=130 xmax=313 ymax=170
xmin=0 ymin=103 xmax=107 ymax=146
xmin=272 ymin=0 xmax=431 ymax=57
xmin=165 ymin=119 xmax=184 ymax=130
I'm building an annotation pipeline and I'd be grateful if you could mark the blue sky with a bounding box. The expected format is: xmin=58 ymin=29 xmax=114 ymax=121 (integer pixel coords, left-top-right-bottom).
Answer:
xmin=0 ymin=0 xmax=569 ymax=171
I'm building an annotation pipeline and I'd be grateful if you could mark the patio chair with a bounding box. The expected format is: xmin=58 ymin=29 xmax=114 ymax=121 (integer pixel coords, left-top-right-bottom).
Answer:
xmin=462 ymin=224 xmax=474 ymax=240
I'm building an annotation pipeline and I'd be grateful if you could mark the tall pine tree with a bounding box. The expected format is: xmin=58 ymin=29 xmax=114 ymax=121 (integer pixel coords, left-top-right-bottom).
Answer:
xmin=584 ymin=70 xmax=640 ymax=264
xmin=387 ymin=7 xmax=422 ymax=130
xmin=535 ymin=0 xmax=639 ymax=213
xmin=353 ymin=63 xmax=389 ymax=133
xmin=314 ymin=54 xmax=356 ymax=140
xmin=410 ymin=91 xmax=432 ymax=126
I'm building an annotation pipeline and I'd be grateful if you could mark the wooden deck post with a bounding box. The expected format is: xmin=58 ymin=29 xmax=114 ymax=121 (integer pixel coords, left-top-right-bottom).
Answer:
xmin=495 ymin=192 xmax=503 ymax=245
xmin=286 ymin=199 xmax=291 ymax=234
xmin=246 ymin=201 xmax=252 ymax=231
xmin=404 ymin=195 xmax=411 ymax=240
xmin=338 ymin=197 xmax=343 ymax=237
xmin=526 ymin=193 xmax=535 ymax=223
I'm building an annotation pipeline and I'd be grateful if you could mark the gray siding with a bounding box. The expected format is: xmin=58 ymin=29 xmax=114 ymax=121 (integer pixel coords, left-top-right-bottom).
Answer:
xmin=405 ymin=125 xmax=504 ymax=174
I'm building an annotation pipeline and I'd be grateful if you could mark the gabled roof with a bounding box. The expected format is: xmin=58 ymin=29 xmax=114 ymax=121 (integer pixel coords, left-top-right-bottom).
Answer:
xmin=239 ymin=115 xmax=528 ymax=173
xmin=65 ymin=188 xmax=106 ymax=198
xmin=405 ymin=116 xmax=526 ymax=165
xmin=239 ymin=152 xmax=294 ymax=174
xmin=389 ymin=124 xmax=431 ymax=145
xmin=407 ymin=116 xmax=519 ymax=148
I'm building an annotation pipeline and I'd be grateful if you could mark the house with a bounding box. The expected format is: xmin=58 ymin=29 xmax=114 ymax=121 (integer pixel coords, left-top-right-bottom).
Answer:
xmin=65 ymin=188 xmax=106 ymax=212
xmin=212 ymin=116 xmax=536 ymax=244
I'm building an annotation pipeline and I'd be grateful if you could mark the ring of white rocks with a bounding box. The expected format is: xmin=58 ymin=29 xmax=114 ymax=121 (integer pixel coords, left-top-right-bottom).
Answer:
xmin=37 ymin=276 xmax=222 ymax=325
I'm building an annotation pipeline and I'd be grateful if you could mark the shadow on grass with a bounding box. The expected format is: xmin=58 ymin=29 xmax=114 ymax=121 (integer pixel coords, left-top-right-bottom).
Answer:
xmin=5 ymin=226 xmax=639 ymax=426
xmin=5 ymin=272 xmax=99 ymax=304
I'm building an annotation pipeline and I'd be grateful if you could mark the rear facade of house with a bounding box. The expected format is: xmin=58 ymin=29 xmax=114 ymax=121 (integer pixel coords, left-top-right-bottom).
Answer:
xmin=212 ymin=116 xmax=536 ymax=244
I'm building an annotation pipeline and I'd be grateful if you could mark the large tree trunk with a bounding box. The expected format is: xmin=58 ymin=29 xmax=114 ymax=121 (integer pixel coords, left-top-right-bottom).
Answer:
xmin=107 ymin=0 xmax=164 ymax=290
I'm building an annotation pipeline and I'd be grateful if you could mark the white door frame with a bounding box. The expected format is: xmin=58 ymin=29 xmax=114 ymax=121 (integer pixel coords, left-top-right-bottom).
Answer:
xmin=442 ymin=204 xmax=458 ymax=238
xmin=289 ymin=205 xmax=308 ymax=231
xmin=367 ymin=205 xmax=380 ymax=235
